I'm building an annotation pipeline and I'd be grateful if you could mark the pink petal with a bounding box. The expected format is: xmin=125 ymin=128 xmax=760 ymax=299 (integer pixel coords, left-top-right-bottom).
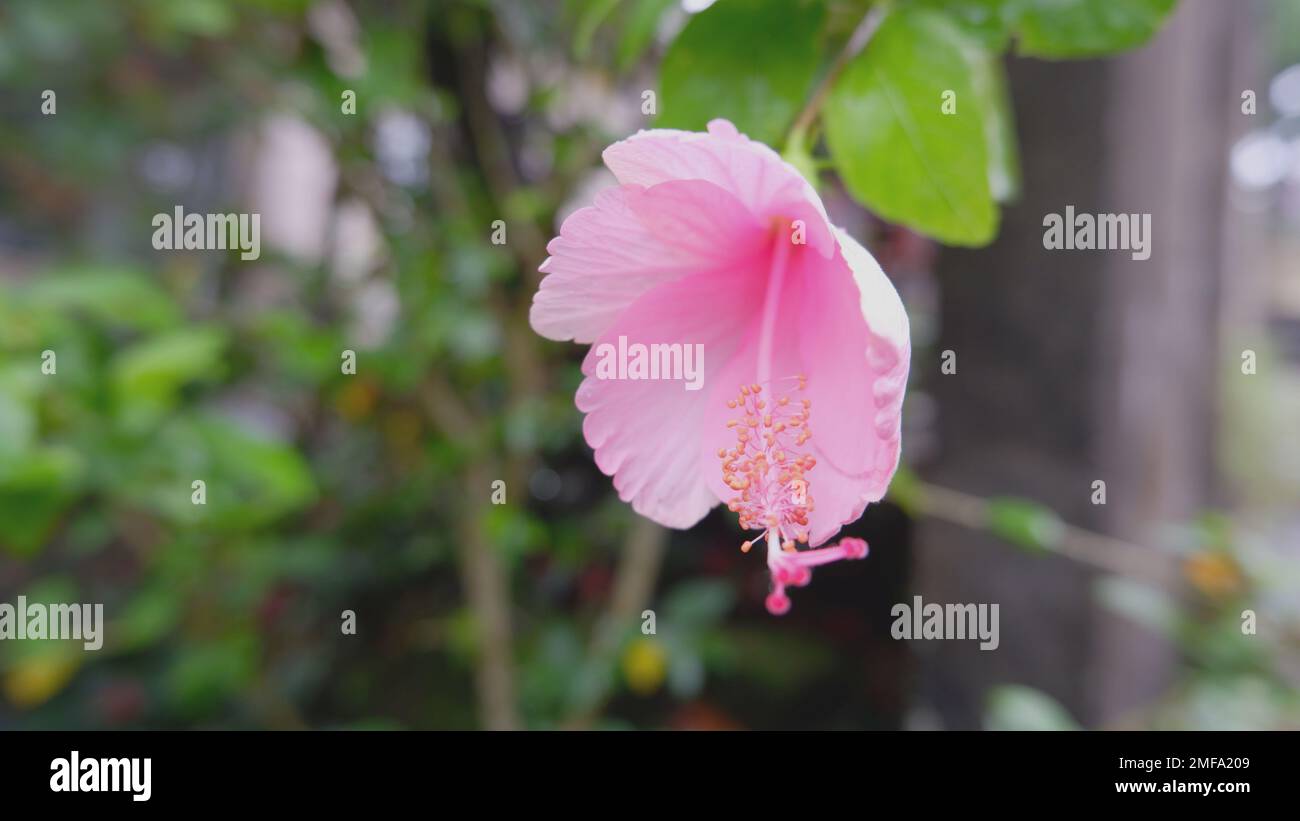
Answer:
xmin=577 ymin=260 xmax=766 ymax=529
xmin=602 ymin=119 xmax=835 ymax=257
xmin=531 ymin=180 xmax=765 ymax=344
xmin=797 ymin=230 xmax=909 ymax=542
xmin=800 ymin=228 xmax=909 ymax=484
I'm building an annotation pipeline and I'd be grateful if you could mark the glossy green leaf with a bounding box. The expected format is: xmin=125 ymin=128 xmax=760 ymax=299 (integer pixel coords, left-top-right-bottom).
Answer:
xmin=1008 ymin=0 xmax=1178 ymax=58
xmin=825 ymin=7 xmax=998 ymax=245
xmin=659 ymin=0 xmax=825 ymax=145
xmin=912 ymin=0 xmax=1011 ymax=49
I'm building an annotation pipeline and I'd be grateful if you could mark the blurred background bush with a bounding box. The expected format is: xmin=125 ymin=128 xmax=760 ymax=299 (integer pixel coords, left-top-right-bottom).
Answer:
xmin=1 ymin=0 xmax=1298 ymax=730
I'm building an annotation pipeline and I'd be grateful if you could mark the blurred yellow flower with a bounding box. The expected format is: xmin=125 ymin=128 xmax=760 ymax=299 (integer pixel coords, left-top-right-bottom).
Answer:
xmin=4 ymin=653 xmax=80 ymax=709
xmin=621 ymin=638 xmax=667 ymax=696
xmin=336 ymin=378 xmax=379 ymax=421
xmin=1184 ymin=552 xmax=1245 ymax=600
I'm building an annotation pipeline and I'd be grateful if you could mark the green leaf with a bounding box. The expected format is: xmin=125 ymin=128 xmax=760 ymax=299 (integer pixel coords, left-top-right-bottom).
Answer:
xmin=110 ymin=415 xmax=316 ymax=528
xmin=825 ymin=7 xmax=998 ymax=245
xmin=659 ymin=0 xmax=825 ymax=145
xmin=117 ymin=585 xmax=184 ymax=651
xmin=152 ymin=0 xmax=237 ymax=38
xmin=986 ymin=685 xmax=1080 ymax=730
xmin=911 ymin=0 xmax=1011 ymax=49
xmin=483 ymin=505 xmax=547 ymax=562
xmin=985 ymin=496 xmax=1065 ymax=553
xmin=0 ymin=445 xmax=84 ymax=489
xmin=111 ymin=327 xmax=227 ymax=428
xmin=21 ymin=267 xmax=180 ymax=332
xmin=1007 ymin=0 xmax=1178 ymax=58
xmin=166 ymin=635 xmax=258 ymax=717
xmin=254 ymin=311 xmax=345 ymax=383
xmin=970 ymin=49 xmax=1020 ymax=201
xmin=616 ymin=0 xmax=675 ymax=71
xmin=0 ymin=390 xmax=36 ymax=462
xmin=0 ymin=448 xmax=84 ymax=557
xmin=192 ymin=416 xmax=318 ymax=527
xmin=573 ymin=0 xmax=621 ymax=61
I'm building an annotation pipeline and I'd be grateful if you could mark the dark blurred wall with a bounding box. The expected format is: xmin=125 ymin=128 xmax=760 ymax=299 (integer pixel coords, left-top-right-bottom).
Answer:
xmin=917 ymin=0 xmax=1256 ymax=728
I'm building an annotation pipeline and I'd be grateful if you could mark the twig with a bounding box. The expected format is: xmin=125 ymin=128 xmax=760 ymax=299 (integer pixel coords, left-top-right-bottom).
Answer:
xmin=564 ymin=516 xmax=669 ymax=729
xmin=417 ymin=377 xmax=520 ymax=730
xmin=910 ymin=480 xmax=1178 ymax=583
xmin=601 ymin=516 xmax=669 ymax=640
xmin=787 ymin=4 xmax=889 ymax=146
xmin=458 ymin=460 xmax=520 ymax=730
xmin=454 ymin=31 xmax=551 ymax=286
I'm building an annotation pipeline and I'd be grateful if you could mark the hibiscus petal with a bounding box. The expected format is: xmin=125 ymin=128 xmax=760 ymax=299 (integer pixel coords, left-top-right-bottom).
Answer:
xmin=576 ymin=261 xmax=766 ymax=528
xmin=602 ymin=119 xmax=835 ymax=257
xmin=531 ymin=179 xmax=766 ymax=344
xmin=798 ymin=228 xmax=909 ymax=542
xmin=801 ymin=228 xmax=909 ymax=478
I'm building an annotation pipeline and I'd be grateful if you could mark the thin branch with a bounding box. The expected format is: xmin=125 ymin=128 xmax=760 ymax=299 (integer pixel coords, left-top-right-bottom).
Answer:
xmin=418 ymin=374 xmax=481 ymax=442
xmin=787 ymin=4 xmax=889 ymax=146
xmin=418 ymin=376 xmax=520 ymax=730
xmin=458 ymin=461 xmax=520 ymax=730
xmin=910 ymin=480 xmax=1178 ymax=584
xmin=564 ymin=516 xmax=669 ymax=729
xmin=455 ymin=33 xmax=551 ymax=286
xmin=603 ymin=517 xmax=669 ymax=633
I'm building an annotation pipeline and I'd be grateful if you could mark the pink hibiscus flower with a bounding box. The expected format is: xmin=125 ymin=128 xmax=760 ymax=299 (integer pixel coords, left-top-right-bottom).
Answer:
xmin=530 ymin=119 xmax=910 ymax=614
